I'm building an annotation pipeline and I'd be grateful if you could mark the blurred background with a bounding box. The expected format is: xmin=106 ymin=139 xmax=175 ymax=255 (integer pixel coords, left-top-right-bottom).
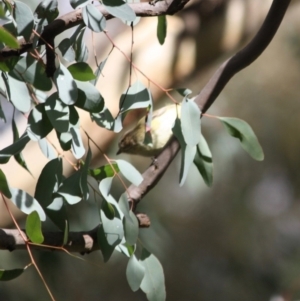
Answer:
xmin=1 ymin=0 xmax=300 ymax=300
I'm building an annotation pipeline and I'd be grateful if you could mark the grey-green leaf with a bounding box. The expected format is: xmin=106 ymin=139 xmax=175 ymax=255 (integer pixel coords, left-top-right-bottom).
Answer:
xmin=218 ymin=117 xmax=264 ymax=161
xmin=181 ymin=98 xmax=201 ymax=146
xmin=126 ymin=255 xmax=145 ymax=292
xmin=27 ymin=103 xmax=53 ymax=141
xmin=194 ymin=135 xmax=213 ymax=187
xmin=9 ymin=188 xmax=46 ymax=221
xmin=38 ymin=138 xmax=56 ymax=160
xmin=54 ymin=63 xmax=78 ymax=105
xmin=14 ymin=1 xmax=34 ymax=41
xmin=70 ymin=127 xmax=85 ymax=159
xmin=82 ymin=4 xmax=106 ymax=32
xmin=116 ymin=159 xmax=143 ymax=186
xmin=103 ymin=0 xmax=136 ymax=22
xmin=140 ymin=248 xmax=166 ymax=301
xmin=76 ymin=81 xmax=104 ymax=113
xmin=123 ymin=211 xmax=139 ymax=245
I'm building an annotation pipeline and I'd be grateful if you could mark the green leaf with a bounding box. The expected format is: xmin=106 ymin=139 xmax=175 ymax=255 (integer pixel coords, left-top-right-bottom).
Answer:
xmin=157 ymin=15 xmax=167 ymax=45
xmin=54 ymin=63 xmax=78 ymax=105
xmin=89 ymin=163 xmax=119 ymax=181
xmin=68 ymin=62 xmax=96 ymax=81
xmin=194 ymin=135 xmax=213 ymax=187
xmin=140 ymin=248 xmax=166 ymax=301
xmin=76 ymin=81 xmax=104 ymax=113
xmin=217 ymin=117 xmax=264 ymax=161
xmin=126 ymin=255 xmax=145 ymax=292
xmin=0 ymin=132 xmax=30 ymax=164
xmin=82 ymin=4 xmax=106 ymax=32
xmin=27 ymin=103 xmax=53 ymax=141
xmin=9 ymin=188 xmax=46 ymax=221
xmin=26 ymin=211 xmax=44 ymax=244
xmin=102 ymin=0 xmax=136 ymax=22
xmin=0 ymin=27 xmax=19 ymax=49
xmin=63 ymin=220 xmax=69 ymax=246
xmin=0 ymin=169 xmax=11 ymax=198
xmin=14 ymin=1 xmax=34 ymax=41
xmin=116 ymin=159 xmax=143 ymax=186
xmin=181 ymin=98 xmax=201 ymax=146
xmin=0 ymin=268 xmax=25 ymax=281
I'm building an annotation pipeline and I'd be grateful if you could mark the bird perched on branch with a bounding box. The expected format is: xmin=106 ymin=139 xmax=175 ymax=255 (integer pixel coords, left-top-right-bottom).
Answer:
xmin=117 ymin=104 xmax=180 ymax=157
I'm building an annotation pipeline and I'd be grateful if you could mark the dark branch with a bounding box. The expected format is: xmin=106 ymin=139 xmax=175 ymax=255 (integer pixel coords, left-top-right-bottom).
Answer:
xmin=128 ymin=0 xmax=291 ymax=205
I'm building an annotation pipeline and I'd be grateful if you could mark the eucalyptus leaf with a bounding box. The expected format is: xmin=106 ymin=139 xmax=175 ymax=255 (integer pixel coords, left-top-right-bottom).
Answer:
xmin=9 ymin=188 xmax=46 ymax=221
xmin=181 ymin=98 xmax=201 ymax=146
xmin=0 ymin=169 xmax=11 ymax=198
xmin=126 ymin=255 xmax=145 ymax=292
xmin=0 ymin=132 xmax=30 ymax=164
xmin=38 ymin=138 xmax=56 ymax=160
xmin=157 ymin=15 xmax=167 ymax=45
xmin=103 ymin=0 xmax=136 ymax=22
xmin=70 ymin=127 xmax=85 ymax=159
xmin=14 ymin=1 xmax=34 ymax=41
xmin=218 ymin=117 xmax=264 ymax=161
xmin=58 ymin=170 xmax=82 ymax=205
xmin=82 ymin=4 xmax=106 ymax=32
xmin=194 ymin=135 xmax=213 ymax=187
xmin=140 ymin=248 xmax=166 ymax=301
xmin=26 ymin=211 xmax=44 ymax=244
xmin=0 ymin=268 xmax=25 ymax=281
xmin=27 ymin=103 xmax=53 ymax=141
xmin=68 ymin=62 xmax=96 ymax=81
xmin=76 ymin=81 xmax=104 ymax=113
xmin=116 ymin=159 xmax=143 ymax=186
xmin=0 ymin=27 xmax=19 ymax=49
xmin=54 ymin=64 xmax=78 ymax=105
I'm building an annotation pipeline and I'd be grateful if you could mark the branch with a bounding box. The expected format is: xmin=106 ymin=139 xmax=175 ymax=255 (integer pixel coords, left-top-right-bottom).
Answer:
xmin=0 ymin=227 xmax=100 ymax=253
xmin=0 ymin=0 xmax=189 ymax=62
xmin=127 ymin=0 xmax=291 ymax=205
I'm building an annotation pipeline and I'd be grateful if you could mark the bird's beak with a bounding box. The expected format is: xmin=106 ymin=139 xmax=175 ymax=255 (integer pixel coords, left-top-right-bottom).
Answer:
xmin=116 ymin=149 xmax=122 ymax=155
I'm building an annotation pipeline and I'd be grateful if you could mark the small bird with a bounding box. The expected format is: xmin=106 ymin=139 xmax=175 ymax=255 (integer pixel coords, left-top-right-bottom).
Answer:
xmin=117 ymin=104 xmax=180 ymax=157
